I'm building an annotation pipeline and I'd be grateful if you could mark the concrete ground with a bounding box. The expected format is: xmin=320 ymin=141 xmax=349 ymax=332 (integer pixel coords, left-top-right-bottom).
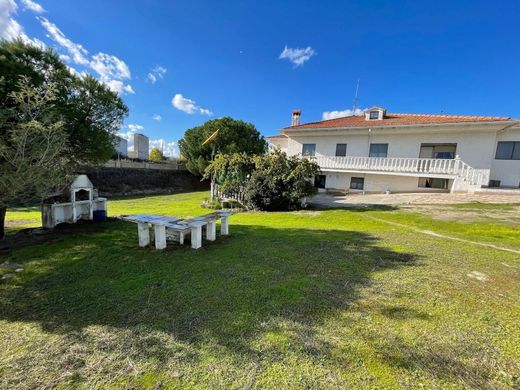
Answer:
xmin=310 ymin=192 xmax=520 ymax=208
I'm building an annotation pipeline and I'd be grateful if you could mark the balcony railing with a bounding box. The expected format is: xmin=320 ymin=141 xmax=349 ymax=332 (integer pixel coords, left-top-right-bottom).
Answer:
xmin=308 ymin=156 xmax=489 ymax=187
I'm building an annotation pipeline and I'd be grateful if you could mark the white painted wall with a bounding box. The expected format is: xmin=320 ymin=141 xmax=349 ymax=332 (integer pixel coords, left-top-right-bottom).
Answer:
xmin=490 ymin=127 xmax=520 ymax=187
xmin=284 ymin=124 xmax=519 ymax=189
xmin=321 ymin=172 xmax=447 ymax=193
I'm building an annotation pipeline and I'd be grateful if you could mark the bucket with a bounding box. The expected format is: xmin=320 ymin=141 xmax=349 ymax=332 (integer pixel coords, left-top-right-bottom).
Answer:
xmin=93 ymin=210 xmax=107 ymax=221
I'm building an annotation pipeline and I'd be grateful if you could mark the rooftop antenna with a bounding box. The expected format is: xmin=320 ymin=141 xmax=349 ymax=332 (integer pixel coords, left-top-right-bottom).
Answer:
xmin=352 ymin=78 xmax=360 ymax=115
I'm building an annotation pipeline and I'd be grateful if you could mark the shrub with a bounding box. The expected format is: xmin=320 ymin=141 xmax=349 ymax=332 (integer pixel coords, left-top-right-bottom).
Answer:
xmin=204 ymin=150 xmax=320 ymax=211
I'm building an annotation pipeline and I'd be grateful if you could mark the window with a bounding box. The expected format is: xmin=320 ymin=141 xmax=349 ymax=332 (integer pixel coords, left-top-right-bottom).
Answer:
xmin=418 ymin=178 xmax=449 ymax=189
xmin=350 ymin=177 xmax=364 ymax=190
xmin=488 ymin=180 xmax=501 ymax=188
xmin=369 ymin=111 xmax=379 ymax=119
xmin=369 ymin=143 xmax=388 ymax=157
xmin=314 ymin=175 xmax=326 ymax=189
xmin=302 ymin=144 xmax=316 ymax=156
xmin=419 ymin=143 xmax=457 ymax=159
xmin=335 ymin=143 xmax=347 ymax=157
xmin=496 ymin=142 xmax=520 ymax=160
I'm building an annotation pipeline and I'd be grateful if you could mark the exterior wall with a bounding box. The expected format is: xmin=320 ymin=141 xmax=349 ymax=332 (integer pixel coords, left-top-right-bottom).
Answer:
xmin=321 ymin=172 xmax=449 ymax=193
xmin=286 ymin=129 xmax=498 ymax=169
xmin=133 ymin=133 xmax=150 ymax=160
xmin=267 ymin=138 xmax=288 ymax=152
xmin=285 ymin=125 xmax=520 ymax=189
xmin=115 ymin=136 xmax=128 ymax=156
xmin=490 ymin=127 xmax=520 ymax=187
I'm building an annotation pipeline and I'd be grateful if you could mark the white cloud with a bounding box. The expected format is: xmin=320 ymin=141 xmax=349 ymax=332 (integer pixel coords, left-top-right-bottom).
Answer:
xmin=0 ymin=0 xmax=24 ymax=40
xmin=172 ymin=93 xmax=212 ymax=115
xmin=37 ymin=16 xmax=134 ymax=95
xmin=90 ymin=52 xmax=131 ymax=80
xmin=322 ymin=108 xmax=365 ymax=120
xmin=279 ymin=45 xmax=316 ymax=67
xmin=20 ymin=0 xmax=45 ymax=13
xmin=147 ymin=65 xmax=167 ymax=84
xmin=152 ymin=114 xmax=162 ymax=121
xmin=0 ymin=0 xmax=44 ymax=47
xmin=38 ymin=16 xmax=89 ymax=65
xmin=127 ymin=123 xmax=144 ymax=132
xmin=149 ymin=139 xmax=178 ymax=157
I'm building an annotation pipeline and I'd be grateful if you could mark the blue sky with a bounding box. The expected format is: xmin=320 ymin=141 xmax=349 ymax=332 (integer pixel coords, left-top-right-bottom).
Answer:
xmin=3 ymin=0 xmax=520 ymax=156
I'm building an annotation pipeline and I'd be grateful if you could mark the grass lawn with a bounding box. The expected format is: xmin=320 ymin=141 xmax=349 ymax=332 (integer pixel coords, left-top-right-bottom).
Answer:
xmin=1 ymin=191 xmax=519 ymax=389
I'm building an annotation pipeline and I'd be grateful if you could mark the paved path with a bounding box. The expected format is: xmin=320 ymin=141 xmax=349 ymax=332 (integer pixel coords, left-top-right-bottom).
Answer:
xmin=310 ymin=192 xmax=520 ymax=208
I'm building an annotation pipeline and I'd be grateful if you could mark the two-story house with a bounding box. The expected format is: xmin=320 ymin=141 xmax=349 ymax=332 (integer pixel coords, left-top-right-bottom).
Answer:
xmin=267 ymin=107 xmax=520 ymax=193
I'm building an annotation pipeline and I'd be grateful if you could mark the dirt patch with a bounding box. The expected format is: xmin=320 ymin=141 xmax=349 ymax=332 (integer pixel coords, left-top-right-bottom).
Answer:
xmin=400 ymin=205 xmax=520 ymax=226
xmin=5 ymin=219 xmax=37 ymax=228
xmin=0 ymin=219 xmax=118 ymax=256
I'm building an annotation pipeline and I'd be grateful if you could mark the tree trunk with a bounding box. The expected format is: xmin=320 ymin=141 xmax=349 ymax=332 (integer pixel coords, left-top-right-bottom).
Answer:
xmin=0 ymin=206 xmax=6 ymax=240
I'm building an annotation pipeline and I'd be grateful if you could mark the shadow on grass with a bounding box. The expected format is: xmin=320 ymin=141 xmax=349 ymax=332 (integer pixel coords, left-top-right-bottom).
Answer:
xmin=7 ymin=221 xmax=492 ymax=385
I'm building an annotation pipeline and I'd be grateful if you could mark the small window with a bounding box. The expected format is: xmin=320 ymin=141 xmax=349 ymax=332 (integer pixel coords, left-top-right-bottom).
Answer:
xmin=369 ymin=143 xmax=388 ymax=158
xmin=418 ymin=178 xmax=449 ymax=189
xmin=496 ymin=141 xmax=520 ymax=160
xmin=350 ymin=177 xmax=364 ymax=190
xmin=314 ymin=175 xmax=326 ymax=189
xmin=335 ymin=143 xmax=347 ymax=157
xmin=488 ymin=180 xmax=501 ymax=188
xmin=302 ymin=144 xmax=316 ymax=156
xmin=369 ymin=111 xmax=379 ymax=120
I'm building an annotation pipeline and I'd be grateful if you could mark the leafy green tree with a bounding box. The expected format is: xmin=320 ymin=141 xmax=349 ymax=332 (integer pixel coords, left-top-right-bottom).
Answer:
xmin=204 ymin=150 xmax=320 ymax=211
xmin=0 ymin=78 xmax=71 ymax=239
xmin=0 ymin=39 xmax=128 ymax=238
xmin=178 ymin=117 xmax=266 ymax=176
xmin=0 ymin=39 xmax=128 ymax=165
xmin=149 ymin=147 xmax=165 ymax=161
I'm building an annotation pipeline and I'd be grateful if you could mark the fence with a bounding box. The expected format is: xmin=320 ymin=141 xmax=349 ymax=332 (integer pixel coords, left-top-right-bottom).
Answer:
xmin=104 ymin=159 xmax=186 ymax=171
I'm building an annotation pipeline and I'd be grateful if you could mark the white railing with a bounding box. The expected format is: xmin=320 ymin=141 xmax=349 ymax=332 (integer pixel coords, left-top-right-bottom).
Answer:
xmin=309 ymin=156 xmax=489 ymax=187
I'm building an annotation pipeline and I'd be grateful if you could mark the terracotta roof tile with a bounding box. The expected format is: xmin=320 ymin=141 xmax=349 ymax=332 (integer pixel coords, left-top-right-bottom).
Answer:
xmin=284 ymin=113 xmax=512 ymax=130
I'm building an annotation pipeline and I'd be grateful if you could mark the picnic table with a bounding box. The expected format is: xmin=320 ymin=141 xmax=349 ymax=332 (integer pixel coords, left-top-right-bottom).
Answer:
xmin=122 ymin=211 xmax=234 ymax=250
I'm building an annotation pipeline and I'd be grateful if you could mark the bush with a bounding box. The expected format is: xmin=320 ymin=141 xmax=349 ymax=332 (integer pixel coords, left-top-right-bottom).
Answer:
xmin=204 ymin=150 xmax=320 ymax=211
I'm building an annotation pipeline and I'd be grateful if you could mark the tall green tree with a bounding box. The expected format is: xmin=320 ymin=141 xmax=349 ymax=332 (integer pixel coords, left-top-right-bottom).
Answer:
xmin=178 ymin=117 xmax=266 ymax=176
xmin=0 ymin=39 xmax=128 ymax=238
xmin=0 ymin=39 xmax=128 ymax=165
xmin=0 ymin=78 xmax=71 ymax=239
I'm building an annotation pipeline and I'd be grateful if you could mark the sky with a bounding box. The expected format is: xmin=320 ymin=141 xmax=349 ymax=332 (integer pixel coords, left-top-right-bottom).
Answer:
xmin=2 ymin=0 xmax=520 ymax=156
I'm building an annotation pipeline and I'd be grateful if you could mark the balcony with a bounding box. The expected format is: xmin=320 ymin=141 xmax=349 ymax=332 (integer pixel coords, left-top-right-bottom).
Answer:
xmin=309 ymin=156 xmax=489 ymax=186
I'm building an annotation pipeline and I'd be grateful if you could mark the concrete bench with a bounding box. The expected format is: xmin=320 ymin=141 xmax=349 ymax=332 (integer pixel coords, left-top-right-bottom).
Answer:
xmin=123 ymin=211 xmax=234 ymax=250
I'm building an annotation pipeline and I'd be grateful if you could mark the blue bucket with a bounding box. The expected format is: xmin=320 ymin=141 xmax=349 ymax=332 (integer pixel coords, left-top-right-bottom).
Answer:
xmin=93 ymin=210 xmax=107 ymax=221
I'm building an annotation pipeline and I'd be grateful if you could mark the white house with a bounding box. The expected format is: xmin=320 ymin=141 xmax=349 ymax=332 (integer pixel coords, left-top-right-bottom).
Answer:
xmin=128 ymin=133 xmax=150 ymax=160
xmin=267 ymin=107 xmax=520 ymax=193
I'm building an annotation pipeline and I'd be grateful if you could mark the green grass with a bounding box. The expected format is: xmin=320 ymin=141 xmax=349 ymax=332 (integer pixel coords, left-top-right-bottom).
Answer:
xmin=1 ymin=192 xmax=520 ymax=389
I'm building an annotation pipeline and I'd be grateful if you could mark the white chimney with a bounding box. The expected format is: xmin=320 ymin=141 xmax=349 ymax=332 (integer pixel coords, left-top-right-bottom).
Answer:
xmin=291 ymin=109 xmax=301 ymax=126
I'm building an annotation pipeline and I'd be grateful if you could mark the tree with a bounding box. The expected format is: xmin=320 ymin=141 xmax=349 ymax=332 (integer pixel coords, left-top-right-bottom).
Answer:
xmin=178 ymin=117 xmax=266 ymax=176
xmin=204 ymin=150 xmax=320 ymax=211
xmin=0 ymin=40 xmax=128 ymax=238
xmin=0 ymin=78 xmax=71 ymax=238
xmin=0 ymin=39 xmax=128 ymax=165
xmin=149 ymin=147 xmax=165 ymax=161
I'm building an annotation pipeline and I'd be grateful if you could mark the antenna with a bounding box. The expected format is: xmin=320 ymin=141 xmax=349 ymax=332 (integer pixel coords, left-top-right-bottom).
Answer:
xmin=352 ymin=78 xmax=360 ymax=114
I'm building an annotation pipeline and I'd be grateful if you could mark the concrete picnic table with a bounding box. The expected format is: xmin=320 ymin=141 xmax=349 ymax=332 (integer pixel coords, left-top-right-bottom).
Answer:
xmin=122 ymin=211 xmax=234 ymax=250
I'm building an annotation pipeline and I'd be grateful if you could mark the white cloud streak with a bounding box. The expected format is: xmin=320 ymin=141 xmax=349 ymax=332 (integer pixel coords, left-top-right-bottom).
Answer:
xmin=127 ymin=124 xmax=144 ymax=132
xmin=147 ymin=65 xmax=167 ymax=84
xmin=172 ymin=93 xmax=212 ymax=115
xmin=20 ymin=0 xmax=45 ymax=13
xmin=0 ymin=0 xmax=44 ymax=47
xmin=322 ymin=108 xmax=366 ymax=120
xmin=152 ymin=114 xmax=162 ymax=121
xmin=37 ymin=16 xmax=134 ymax=95
xmin=279 ymin=45 xmax=316 ymax=67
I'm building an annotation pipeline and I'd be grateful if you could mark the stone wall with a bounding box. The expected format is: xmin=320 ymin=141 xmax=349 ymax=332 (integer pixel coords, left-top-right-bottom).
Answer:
xmin=83 ymin=167 xmax=208 ymax=196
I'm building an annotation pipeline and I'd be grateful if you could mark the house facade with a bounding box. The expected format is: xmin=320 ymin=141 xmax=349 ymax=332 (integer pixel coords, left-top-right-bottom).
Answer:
xmin=267 ymin=107 xmax=520 ymax=193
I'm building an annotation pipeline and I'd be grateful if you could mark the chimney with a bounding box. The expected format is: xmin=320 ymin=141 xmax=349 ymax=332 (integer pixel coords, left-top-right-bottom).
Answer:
xmin=291 ymin=109 xmax=301 ymax=126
